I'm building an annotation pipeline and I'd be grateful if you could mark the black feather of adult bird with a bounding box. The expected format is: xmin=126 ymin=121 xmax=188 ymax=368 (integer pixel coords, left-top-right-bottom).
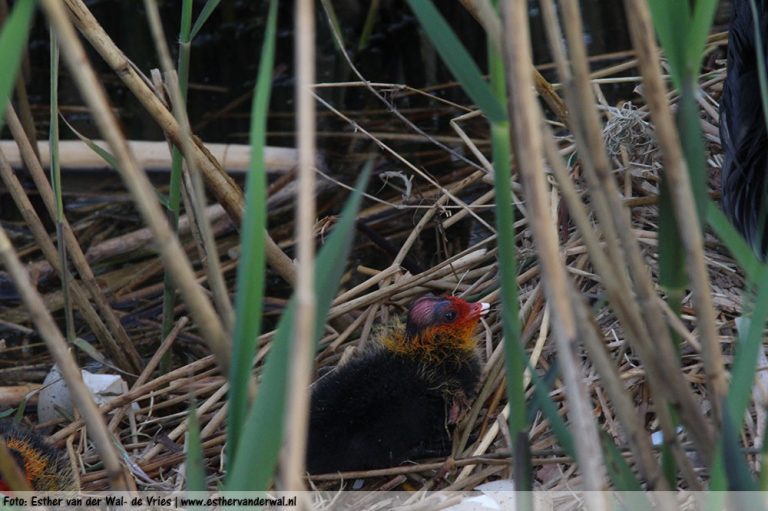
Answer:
xmin=720 ymin=0 xmax=768 ymax=256
xmin=306 ymin=295 xmax=489 ymax=475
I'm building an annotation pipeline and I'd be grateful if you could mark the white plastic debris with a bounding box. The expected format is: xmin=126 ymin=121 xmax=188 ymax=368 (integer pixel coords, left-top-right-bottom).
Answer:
xmin=38 ymin=365 xmax=130 ymax=423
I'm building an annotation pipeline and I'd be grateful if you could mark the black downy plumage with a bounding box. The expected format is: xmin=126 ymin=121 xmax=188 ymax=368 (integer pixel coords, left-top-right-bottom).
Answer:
xmin=0 ymin=421 xmax=71 ymax=491
xmin=720 ymin=0 xmax=768 ymax=255
xmin=306 ymin=295 xmax=489 ymax=474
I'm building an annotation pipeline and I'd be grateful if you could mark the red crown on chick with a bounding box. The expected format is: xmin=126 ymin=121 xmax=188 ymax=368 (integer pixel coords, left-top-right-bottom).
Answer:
xmin=384 ymin=294 xmax=490 ymax=361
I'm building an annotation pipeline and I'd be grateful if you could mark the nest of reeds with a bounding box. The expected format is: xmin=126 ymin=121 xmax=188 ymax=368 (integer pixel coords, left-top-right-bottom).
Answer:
xmin=0 ymin=0 xmax=755 ymax=501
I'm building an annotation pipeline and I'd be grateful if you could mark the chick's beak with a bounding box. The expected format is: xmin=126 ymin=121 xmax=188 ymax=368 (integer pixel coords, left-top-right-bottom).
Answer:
xmin=469 ymin=302 xmax=491 ymax=320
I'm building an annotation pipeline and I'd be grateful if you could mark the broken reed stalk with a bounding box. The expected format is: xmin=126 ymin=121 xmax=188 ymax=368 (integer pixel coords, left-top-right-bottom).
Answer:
xmin=500 ymin=0 xmax=608 ymax=493
xmin=61 ymin=0 xmax=297 ymax=286
xmin=5 ymin=105 xmax=143 ymax=374
xmin=40 ymin=0 xmax=232 ymax=379
xmin=623 ymin=0 xmax=728 ymax=417
xmin=281 ymin=0 xmax=317 ymax=491
xmin=143 ymin=0 xmax=234 ymax=331
xmin=0 ymin=224 xmax=129 ymax=491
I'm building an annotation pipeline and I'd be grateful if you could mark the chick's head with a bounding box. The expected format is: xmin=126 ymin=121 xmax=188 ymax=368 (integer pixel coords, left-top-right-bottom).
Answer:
xmin=384 ymin=294 xmax=489 ymax=362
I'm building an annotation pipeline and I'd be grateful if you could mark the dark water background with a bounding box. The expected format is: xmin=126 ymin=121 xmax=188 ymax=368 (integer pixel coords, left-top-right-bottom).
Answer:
xmin=0 ymin=0 xmax=736 ymax=321
xmin=18 ymin=0 xmax=646 ymax=148
xmin=8 ymin=0 xmax=734 ymax=235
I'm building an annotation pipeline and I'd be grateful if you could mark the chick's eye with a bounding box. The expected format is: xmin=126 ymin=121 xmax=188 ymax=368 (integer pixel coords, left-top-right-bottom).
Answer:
xmin=443 ymin=311 xmax=457 ymax=322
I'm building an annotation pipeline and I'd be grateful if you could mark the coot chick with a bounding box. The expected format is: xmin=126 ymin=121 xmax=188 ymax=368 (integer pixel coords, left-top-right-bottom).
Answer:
xmin=720 ymin=0 xmax=768 ymax=255
xmin=306 ymin=294 xmax=489 ymax=474
xmin=0 ymin=421 xmax=71 ymax=491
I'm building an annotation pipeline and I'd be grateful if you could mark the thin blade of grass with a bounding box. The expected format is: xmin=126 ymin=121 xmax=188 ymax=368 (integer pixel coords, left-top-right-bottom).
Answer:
xmin=49 ymin=33 xmax=62 ymax=222
xmin=160 ymin=0 xmax=195 ymax=372
xmin=657 ymin=181 xmax=687 ymax=294
xmin=648 ymin=0 xmax=715 ymax=303
xmin=319 ymin=0 xmax=345 ymax=52
xmin=489 ymin=36 xmax=525 ymax=498
xmin=0 ymin=0 xmax=36 ymax=128
xmin=59 ymin=116 xmax=117 ymax=167
xmin=677 ymin=77 xmax=708 ymax=224
xmin=189 ymin=0 xmax=220 ymax=40
xmin=49 ymin=28 xmax=75 ymax=341
xmin=687 ymin=0 xmax=718 ymax=66
xmin=727 ymin=282 xmax=768 ymax=437
xmin=357 ymin=0 xmax=379 ymax=52
xmin=651 ymin=0 xmax=713 ymax=299
xmin=225 ymin=165 xmax=371 ymax=491
xmin=405 ymin=0 xmax=505 ymax=122
xmin=185 ymin=407 xmax=207 ymax=493
xmin=658 ymin=78 xmax=710 ymax=294
xmin=600 ymin=431 xmax=646 ymax=494
xmin=645 ymin=0 xmax=690 ymax=90
xmin=707 ymin=200 xmax=762 ymax=284
xmin=226 ymin=0 xmax=276 ymax=470
xmin=721 ymin=397 xmax=758 ymax=491
xmin=60 ymin=115 xmax=171 ymax=209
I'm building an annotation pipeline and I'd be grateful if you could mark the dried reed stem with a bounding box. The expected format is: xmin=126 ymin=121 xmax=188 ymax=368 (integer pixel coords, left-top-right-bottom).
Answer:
xmin=623 ymin=0 xmax=728 ymax=417
xmin=501 ymin=0 xmax=607 ymax=493
xmin=5 ymin=105 xmax=143 ymax=374
xmin=548 ymin=0 xmax=714 ymax=465
xmin=282 ymin=0 xmax=316 ymax=491
xmin=40 ymin=0 xmax=231 ymax=380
